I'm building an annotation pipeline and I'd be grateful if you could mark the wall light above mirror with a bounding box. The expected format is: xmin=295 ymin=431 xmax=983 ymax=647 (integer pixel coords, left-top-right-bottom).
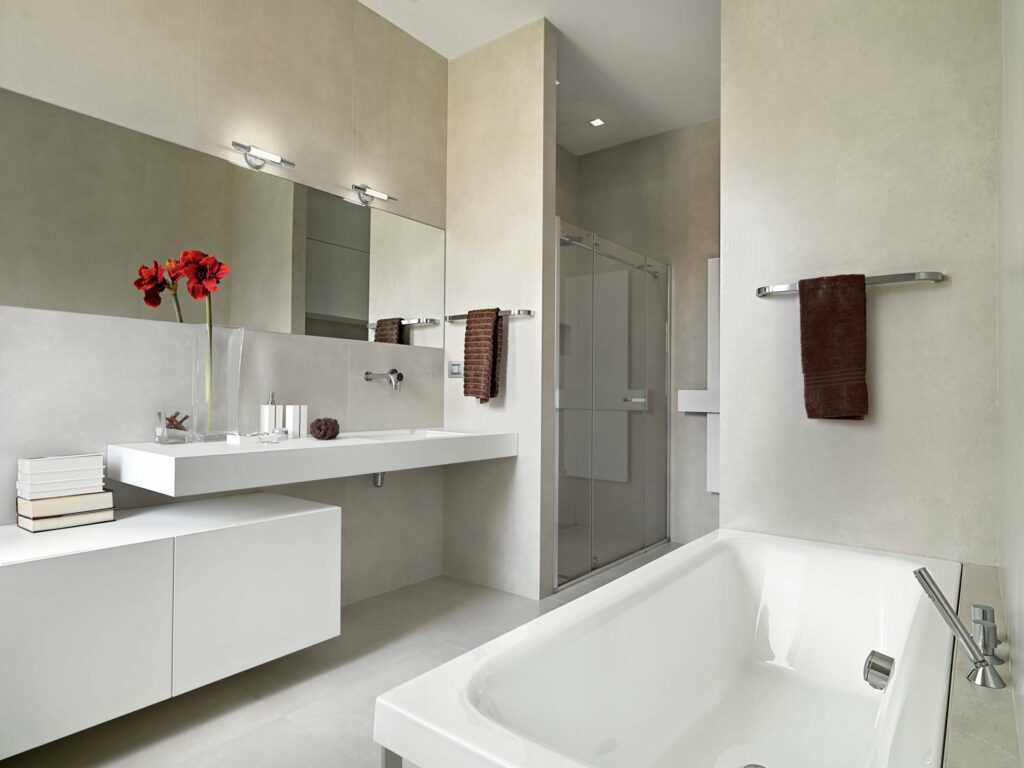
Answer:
xmin=0 ymin=87 xmax=445 ymax=348
xmin=230 ymin=141 xmax=296 ymax=170
xmin=351 ymin=184 xmax=397 ymax=205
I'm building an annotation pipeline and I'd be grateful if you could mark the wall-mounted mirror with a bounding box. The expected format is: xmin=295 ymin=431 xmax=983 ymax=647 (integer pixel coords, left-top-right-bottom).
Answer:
xmin=0 ymin=87 xmax=445 ymax=347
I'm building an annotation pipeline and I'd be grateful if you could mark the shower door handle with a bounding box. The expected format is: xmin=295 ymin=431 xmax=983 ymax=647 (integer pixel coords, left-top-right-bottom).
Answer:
xmin=621 ymin=390 xmax=650 ymax=411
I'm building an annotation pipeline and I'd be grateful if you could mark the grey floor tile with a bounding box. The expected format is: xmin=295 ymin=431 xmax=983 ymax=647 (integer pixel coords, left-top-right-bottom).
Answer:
xmin=285 ymin=642 xmax=464 ymax=766
xmin=169 ymin=718 xmax=345 ymax=768
xmin=1 ymin=682 xmax=278 ymax=768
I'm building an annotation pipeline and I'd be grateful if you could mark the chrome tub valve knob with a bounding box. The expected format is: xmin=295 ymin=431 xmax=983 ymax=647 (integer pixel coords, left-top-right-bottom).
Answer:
xmin=864 ymin=650 xmax=895 ymax=691
xmin=972 ymin=618 xmax=1006 ymax=666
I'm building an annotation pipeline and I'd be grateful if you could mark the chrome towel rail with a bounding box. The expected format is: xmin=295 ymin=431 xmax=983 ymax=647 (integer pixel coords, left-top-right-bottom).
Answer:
xmin=755 ymin=271 xmax=946 ymax=298
xmin=367 ymin=318 xmax=440 ymax=329
xmin=445 ymin=309 xmax=535 ymax=322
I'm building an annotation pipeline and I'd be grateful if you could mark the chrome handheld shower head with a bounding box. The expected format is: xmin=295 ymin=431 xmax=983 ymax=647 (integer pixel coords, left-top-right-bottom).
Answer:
xmin=913 ymin=567 xmax=1005 ymax=690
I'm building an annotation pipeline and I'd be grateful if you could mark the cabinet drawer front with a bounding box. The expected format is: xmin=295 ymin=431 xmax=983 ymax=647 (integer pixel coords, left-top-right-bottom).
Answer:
xmin=0 ymin=540 xmax=173 ymax=760
xmin=172 ymin=507 xmax=341 ymax=695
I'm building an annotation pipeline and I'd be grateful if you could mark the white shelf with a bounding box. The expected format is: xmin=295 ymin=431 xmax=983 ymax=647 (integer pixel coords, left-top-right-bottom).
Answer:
xmin=107 ymin=429 xmax=519 ymax=497
xmin=677 ymin=389 xmax=720 ymax=414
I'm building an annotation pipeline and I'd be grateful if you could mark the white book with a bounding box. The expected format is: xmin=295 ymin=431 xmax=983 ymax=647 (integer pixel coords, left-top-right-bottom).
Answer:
xmin=18 ymin=509 xmax=114 ymax=532
xmin=17 ymin=467 xmax=105 ymax=483
xmin=17 ymin=476 xmax=106 ymax=491
xmin=17 ymin=492 xmax=114 ymax=519
xmin=17 ymin=482 xmax=106 ymax=500
xmin=18 ymin=454 xmax=104 ymax=475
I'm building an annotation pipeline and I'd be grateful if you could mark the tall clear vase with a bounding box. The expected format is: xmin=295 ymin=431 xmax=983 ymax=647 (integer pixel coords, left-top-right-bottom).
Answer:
xmin=190 ymin=324 xmax=245 ymax=442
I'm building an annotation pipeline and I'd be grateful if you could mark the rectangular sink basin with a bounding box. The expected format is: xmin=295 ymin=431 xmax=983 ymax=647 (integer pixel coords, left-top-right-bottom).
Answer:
xmin=347 ymin=429 xmax=467 ymax=441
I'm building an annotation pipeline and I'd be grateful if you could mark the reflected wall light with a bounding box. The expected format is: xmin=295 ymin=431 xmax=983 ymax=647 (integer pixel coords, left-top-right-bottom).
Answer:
xmin=231 ymin=141 xmax=296 ymax=170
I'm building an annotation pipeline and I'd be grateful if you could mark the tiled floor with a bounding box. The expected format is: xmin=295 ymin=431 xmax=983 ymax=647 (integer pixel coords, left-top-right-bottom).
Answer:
xmin=2 ymin=542 xmax=676 ymax=768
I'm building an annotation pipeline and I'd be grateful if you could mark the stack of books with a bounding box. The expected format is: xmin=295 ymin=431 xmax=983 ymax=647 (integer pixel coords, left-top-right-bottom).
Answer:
xmin=16 ymin=454 xmax=114 ymax=532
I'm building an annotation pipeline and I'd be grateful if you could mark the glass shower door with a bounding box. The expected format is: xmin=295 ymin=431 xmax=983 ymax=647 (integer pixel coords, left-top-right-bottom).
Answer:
xmin=590 ymin=239 xmax=647 ymax=569
xmin=643 ymin=257 xmax=670 ymax=545
xmin=556 ymin=222 xmax=670 ymax=586
xmin=557 ymin=226 xmax=594 ymax=583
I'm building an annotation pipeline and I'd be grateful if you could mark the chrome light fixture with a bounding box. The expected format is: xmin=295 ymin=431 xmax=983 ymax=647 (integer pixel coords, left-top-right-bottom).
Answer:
xmin=231 ymin=141 xmax=296 ymax=170
xmin=352 ymin=184 xmax=398 ymax=205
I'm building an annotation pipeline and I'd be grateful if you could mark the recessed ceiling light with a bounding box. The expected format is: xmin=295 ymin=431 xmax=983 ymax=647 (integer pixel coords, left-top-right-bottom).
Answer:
xmin=590 ymin=118 xmax=605 ymax=127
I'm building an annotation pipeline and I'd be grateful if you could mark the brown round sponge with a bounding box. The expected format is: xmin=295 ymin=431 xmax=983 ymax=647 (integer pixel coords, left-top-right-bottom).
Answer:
xmin=310 ymin=417 xmax=340 ymax=440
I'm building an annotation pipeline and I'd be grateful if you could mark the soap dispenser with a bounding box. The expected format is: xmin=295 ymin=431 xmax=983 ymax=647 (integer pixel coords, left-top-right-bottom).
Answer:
xmin=259 ymin=392 xmax=285 ymax=434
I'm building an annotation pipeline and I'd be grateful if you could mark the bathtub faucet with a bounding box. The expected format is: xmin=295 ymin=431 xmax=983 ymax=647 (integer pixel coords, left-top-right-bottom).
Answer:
xmin=913 ymin=567 xmax=1005 ymax=689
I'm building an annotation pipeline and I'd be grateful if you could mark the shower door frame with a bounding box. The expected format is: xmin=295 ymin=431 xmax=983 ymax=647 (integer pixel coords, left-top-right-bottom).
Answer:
xmin=553 ymin=218 xmax=672 ymax=592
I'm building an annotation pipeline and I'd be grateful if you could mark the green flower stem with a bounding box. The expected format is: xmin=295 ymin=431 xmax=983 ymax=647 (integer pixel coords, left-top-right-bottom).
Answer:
xmin=171 ymin=291 xmax=183 ymax=323
xmin=205 ymin=294 xmax=213 ymax=433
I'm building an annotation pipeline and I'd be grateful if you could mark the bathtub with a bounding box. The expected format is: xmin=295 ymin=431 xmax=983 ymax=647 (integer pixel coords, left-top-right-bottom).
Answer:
xmin=374 ymin=529 xmax=961 ymax=768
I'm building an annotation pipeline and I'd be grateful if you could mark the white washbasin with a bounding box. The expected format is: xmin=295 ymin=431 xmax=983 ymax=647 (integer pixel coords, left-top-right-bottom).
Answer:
xmin=107 ymin=429 xmax=516 ymax=497
xmin=347 ymin=429 xmax=467 ymax=441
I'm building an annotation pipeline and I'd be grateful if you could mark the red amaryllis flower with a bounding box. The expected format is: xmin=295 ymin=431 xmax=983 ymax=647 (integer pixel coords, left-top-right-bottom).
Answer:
xmin=178 ymin=250 xmax=230 ymax=300
xmin=164 ymin=257 xmax=185 ymax=285
xmin=133 ymin=261 xmax=166 ymax=308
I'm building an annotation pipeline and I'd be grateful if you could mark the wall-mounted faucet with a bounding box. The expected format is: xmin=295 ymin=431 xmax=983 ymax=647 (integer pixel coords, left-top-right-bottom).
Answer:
xmin=914 ymin=567 xmax=1006 ymax=689
xmin=364 ymin=369 xmax=404 ymax=391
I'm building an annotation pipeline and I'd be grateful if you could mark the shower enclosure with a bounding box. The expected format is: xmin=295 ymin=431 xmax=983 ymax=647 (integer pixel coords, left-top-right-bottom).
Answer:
xmin=556 ymin=220 xmax=670 ymax=586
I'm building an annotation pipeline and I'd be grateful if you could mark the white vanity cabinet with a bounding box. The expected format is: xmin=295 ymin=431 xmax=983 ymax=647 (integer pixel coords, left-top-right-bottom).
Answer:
xmin=173 ymin=507 xmax=341 ymax=694
xmin=0 ymin=539 xmax=174 ymax=761
xmin=0 ymin=493 xmax=341 ymax=761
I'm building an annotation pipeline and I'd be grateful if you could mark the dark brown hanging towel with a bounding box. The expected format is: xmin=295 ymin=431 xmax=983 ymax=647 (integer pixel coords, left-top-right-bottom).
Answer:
xmin=374 ymin=318 xmax=405 ymax=344
xmin=798 ymin=275 xmax=868 ymax=419
xmin=463 ymin=308 xmax=505 ymax=402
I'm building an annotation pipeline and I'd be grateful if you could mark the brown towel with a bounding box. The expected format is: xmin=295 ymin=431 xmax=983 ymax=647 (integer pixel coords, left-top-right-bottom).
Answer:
xmin=463 ymin=308 xmax=505 ymax=402
xmin=374 ymin=318 xmax=405 ymax=344
xmin=799 ymin=275 xmax=868 ymax=420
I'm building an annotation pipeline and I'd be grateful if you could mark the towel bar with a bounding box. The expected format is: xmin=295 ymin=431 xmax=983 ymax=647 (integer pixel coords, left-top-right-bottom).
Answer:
xmin=367 ymin=318 xmax=440 ymax=329
xmin=755 ymin=271 xmax=946 ymax=298
xmin=445 ymin=309 xmax=535 ymax=322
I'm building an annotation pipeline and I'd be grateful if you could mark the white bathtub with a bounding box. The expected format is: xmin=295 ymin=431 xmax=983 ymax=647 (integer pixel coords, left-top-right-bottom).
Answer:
xmin=374 ymin=529 xmax=960 ymax=768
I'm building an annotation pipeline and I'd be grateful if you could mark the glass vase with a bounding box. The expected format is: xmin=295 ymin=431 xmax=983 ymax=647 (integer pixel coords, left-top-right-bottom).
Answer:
xmin=190 ymin=324 xmax=245 ymax=441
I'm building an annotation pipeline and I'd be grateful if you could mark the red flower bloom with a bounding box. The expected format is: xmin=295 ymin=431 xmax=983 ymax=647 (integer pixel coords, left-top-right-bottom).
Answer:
xmin=165 ymin=257 xmax=185 ymax=286
xmin=133 ymin=261 xmax=166 ymax=308
xmin=178 ymin=250 xmax=230 ymax=300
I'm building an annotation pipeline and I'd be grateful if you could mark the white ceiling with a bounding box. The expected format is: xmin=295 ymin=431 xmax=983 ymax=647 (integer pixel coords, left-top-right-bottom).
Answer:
xmin=357 ymin=0 xmax=721 ymax=156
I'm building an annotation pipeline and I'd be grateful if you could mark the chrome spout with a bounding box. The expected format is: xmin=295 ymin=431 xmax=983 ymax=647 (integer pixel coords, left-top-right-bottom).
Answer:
xmin=913 ymin=567 xmax=1005 ymax=689
xmin=364 ymin=369 xmax=405 ymax=391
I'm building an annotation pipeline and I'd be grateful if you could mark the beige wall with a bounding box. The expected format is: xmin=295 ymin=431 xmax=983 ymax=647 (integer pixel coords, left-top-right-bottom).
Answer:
xmin=443 ymin=20 xmax=557 ymax=599
xmin=0 ymin=305 xmax=445 ymax=605
xmin=556 ymin=144 xmax=580 ymax=224
xmin=720 ymin=0 xmax=1000 ymax=564
xmin=1000 ymin=0 xmax=1024 ymax=754
xmin=0 ymin=0 xmax=447 ymax=229
xmin=574 ymin=120 xmax=721 ymax=545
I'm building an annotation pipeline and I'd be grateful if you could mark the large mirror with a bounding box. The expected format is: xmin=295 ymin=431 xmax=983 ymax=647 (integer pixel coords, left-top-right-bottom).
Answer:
xmin=0 ymin=87 xmax=445 ymax=347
